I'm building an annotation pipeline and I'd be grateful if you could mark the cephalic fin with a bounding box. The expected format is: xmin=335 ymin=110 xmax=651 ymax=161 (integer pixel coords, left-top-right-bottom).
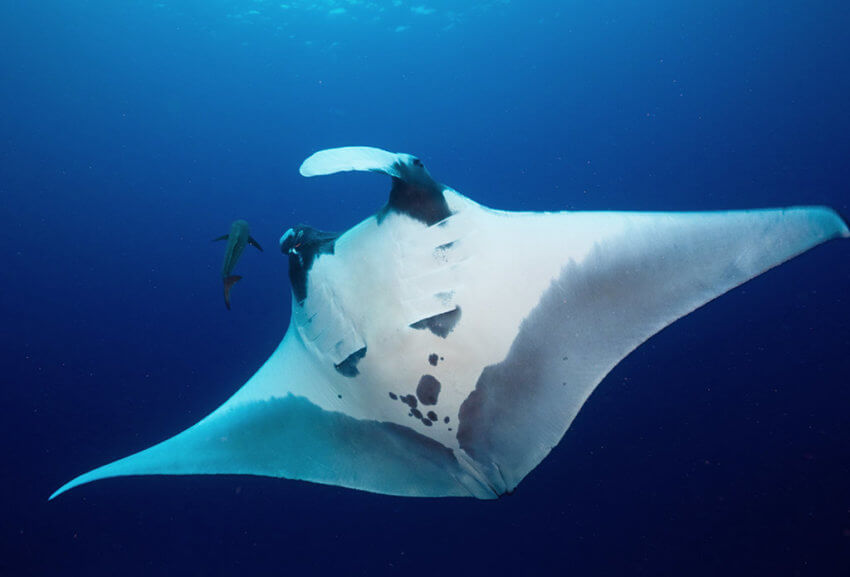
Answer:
xmin=300 ymin=146 xmax=450 ymax=225
xmin=299 ymin=146 xmax=403 ymax=178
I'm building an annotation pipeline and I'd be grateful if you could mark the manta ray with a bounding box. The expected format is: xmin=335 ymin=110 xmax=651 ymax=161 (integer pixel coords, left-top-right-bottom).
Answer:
xmin=51 ymin=146 xmax=849 ymax=500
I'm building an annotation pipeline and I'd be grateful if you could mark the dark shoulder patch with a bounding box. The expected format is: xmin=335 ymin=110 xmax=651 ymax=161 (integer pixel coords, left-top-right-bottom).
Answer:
xmin=378 ymin=177 xmax=451 ymax=226
xmin=334 ymin=346 xmax=367 ymax=377
xmin=410 ymin=306 xmax=462 ymax=338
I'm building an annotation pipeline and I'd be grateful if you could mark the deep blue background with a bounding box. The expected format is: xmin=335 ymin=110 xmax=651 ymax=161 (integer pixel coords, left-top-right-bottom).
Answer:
xmin=2 ymin=1 xmax=849 ymax=575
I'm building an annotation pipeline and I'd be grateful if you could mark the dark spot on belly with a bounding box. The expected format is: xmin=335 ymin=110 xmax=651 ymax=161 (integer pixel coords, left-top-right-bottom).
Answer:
xmin=416 ymin=375 xmax=441 ymax=406
xmin=337 ymin=394 xmax=342 ymax=399
xmin=334 ymin=346 xmax=367 ymax=377
xmin=410 ymin=306 xmax=462 ymax=338
xmin=411 ymin=408 xmax=423 ymax=419
xmin=428 ymin=353 xmax=439 ymax=366
xmin=422 ymin=419 xmax=433 ymax=427
xmin=389 ymin=392 xmax=398 ymax=400
xmin=427 ymin=411 xmax=437 ymax=421
xmin=400 ymin=394 xmax=418 ymax=409
xmin=444 ymin=416 xmax=450 ymax=423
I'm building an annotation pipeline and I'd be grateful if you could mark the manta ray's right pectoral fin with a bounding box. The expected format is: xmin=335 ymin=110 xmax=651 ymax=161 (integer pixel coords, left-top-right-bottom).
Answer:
xmin=212 ymin=234 xmax=229 ymax=242
xmin=248 ymin=236 xmax=263 ymax=252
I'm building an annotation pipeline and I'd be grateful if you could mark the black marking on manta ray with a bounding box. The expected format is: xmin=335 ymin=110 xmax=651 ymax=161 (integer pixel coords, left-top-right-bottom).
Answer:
xmin=377 ymin=176 xmax=452 ymax=226
xmin=410 ymin=306 xmax=462 ymax=338
xmin=400 ymin=394 xmax=418 ymax=409
xmin=392 ymin=391 xmax=441 ymax=427
xmin=334 ymin=346 xmax=367 ymax=377
xmin=428 ymin=353 xmax=439 ymax=366
xmin=433 ymin=242 xmax=455 ymax=264
xmin=281 ymin=226 xmax=339 ymax=304
xmin=435 ymin=291 xmax=455 ymax=306
xmin=416 ymin=375 xmax=441 ymax=406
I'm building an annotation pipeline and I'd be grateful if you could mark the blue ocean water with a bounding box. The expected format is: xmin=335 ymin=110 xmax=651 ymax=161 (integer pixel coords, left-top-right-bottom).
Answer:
xmin=2 ymin=0 xmax=849 ymax=575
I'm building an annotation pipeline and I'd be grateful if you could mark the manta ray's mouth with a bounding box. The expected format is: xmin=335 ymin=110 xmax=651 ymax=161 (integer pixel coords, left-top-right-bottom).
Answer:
xmin=279 ymin=225 xmax=341 ymax=303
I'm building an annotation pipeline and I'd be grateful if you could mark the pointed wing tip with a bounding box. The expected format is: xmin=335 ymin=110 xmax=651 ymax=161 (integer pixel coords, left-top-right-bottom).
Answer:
xmin=49 ymin=470 xmax=99 ymax=501
xmin=790 ymin=205 xmax=850 ymax=240
xmin=49 ymin=485 xmax=70 ymax=501
xmin=812 ymin=205 xmax=850 ymax=239
xmin=837 ymin=209 xmax=850 ymax=238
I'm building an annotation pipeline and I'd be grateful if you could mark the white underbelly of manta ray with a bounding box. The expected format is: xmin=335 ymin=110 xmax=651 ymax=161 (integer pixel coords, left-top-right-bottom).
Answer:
xmin=51 ymin=146 xmax=849 ymax=501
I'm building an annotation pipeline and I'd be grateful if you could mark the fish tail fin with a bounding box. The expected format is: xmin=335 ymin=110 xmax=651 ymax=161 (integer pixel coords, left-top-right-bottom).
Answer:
xmin=223 ymin=275 xmax=242 ymax=310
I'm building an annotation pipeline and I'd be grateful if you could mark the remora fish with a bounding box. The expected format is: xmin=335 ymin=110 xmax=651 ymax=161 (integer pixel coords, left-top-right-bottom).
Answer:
xmin=213 ymin=219 xmax=263 ymax=309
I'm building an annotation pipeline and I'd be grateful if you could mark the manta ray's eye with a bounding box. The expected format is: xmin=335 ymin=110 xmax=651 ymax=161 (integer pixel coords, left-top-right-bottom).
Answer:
xmin=413 ymin=158 xmax=423 ymax=167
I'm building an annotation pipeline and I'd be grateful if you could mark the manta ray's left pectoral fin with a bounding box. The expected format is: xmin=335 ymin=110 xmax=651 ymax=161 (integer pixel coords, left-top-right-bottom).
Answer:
xmin=49 ymin=330 xmax=496 ymax=501
xmin=248 ymin=236 xmax=263 ymax=252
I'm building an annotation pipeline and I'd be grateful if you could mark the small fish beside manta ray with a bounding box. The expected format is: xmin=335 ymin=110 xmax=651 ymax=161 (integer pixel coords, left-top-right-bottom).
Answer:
xmin=213 ymin=219 xmax=263 ymax=309
xmin=51 ymin=146 xmax=849 ymax=500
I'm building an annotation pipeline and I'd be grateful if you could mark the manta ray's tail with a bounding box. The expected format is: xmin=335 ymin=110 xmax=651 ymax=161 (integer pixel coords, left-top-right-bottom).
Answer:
xmin=223 ymin=275 xmax=242 ymax=310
